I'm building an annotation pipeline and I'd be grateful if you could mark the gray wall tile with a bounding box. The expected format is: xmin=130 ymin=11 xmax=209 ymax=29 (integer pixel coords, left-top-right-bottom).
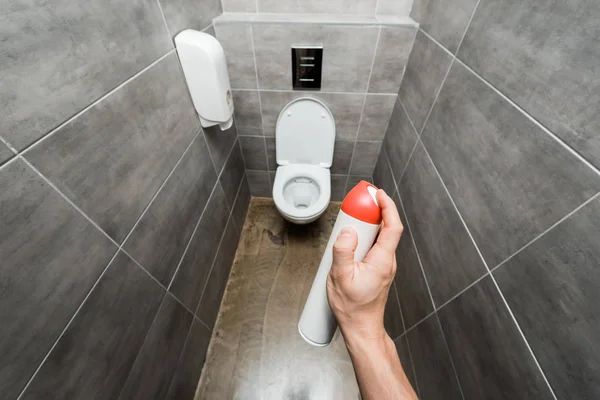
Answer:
xmin=259 ymin=91 xmax=364 ymax=140
xmin=204 ymin=122 xmax=238 ymax=176
xmin=118 ymin=294 xmax=193 ymax=400
xmin=1 ymin=0 xmax=172 ymax=151
xmin=197 ymin=217 xmax=241 ymax=327
xmin=422 ymin=62 xmax=600 ymax=267
xmin=411 ymin=0 xmax=478 ymax=53
xmin=438 ymin=277 xmax=554 ymax=400
xmin=233 ymin=90 xmax=264 ymax=136
xmin=124 ymin=135 xmax=217 ymax=286
xmin=159 ymin=0 xmax=222 ymax=38
xmin=266 ymin=137 xmax=277 ymax=171
xmin=350 ymin=141 xmax=382 ymax=175
xmin=373 ymin=148 xmax=395 ymax=195
xmin=384 ymin=282 xmax=405 ymax=340
xmin=269 ymin=171 xmax=276 ymax=194
xmin=232 ymin=176 xmax=251 ymax=232
xmin=384 ymin=99 xmax=418 ymax=180
xmin=258 ymin=0 xmax=378 ymax=15
xmin=165 ymin=319 xmax=213 ymax=399
xmin=0 ymin=159 xmax=116 ymax=399
xmin=394 ymin=335 xmax=418 ymax=394
xmin=170 ymin=184 xmax=230 ymax=312
xmin=368 ymin=27 xmax=417 ymax=94
xmin=399 ymin=142 xmax=486 ymax=306
xmin=358 ymin=95 xmax=397 ymax=141
xmin=346 ymin=175 xmax=373 ymax=195
xmin=459 ymin=0 xmax=600 ymax=169
xmin=26 ymin=54 xmax=198 ymax=243
xmin=239 ymin=136 xmax=268 ymax=170
xmin=0 ymin=141 xmax=13 ymax=165
xmin=331 ymin=140 xmax=355 ymax=175
xmin=494 ymin=195 xmax=600 ymax=400
xmin=214 ymin=23 xmax=258 ymax=89
xmin=220 ymin=141 xmax=246 ymax=207
xmin=377 ymin=0 xmax=413 ymax=15
xmin=222 ymin=0 xmax=256 ymax=12
xmin=393 ymin=191 xmax=434 ymax=330
xmin=399 ymin=30 xmax=453 ymax=133
xmin=407 ymin=315 xmax=463 ymax=400
xmin=331 ymin=174 xmax=348 ymax=201
xmin=247 ymin=170 xmax=272 ymax=197
xmin=252 ymin=24 xmax=379 ymax=92
xmin=22 ymin=252 xmax=164 ymax=400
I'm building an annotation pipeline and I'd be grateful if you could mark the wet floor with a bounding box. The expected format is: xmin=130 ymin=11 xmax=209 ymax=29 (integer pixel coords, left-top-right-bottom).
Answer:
xmin=195 ymin=198 xmax=360 ymax=400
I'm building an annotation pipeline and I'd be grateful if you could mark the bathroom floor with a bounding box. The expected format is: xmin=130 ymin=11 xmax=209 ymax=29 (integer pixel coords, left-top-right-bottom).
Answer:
xmin=195 ymin=198 xmax=360 ymax=400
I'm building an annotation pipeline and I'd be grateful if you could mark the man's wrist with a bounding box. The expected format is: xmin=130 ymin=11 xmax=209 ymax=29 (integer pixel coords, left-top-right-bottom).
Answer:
xmin=340 ymin=322 xmax=390 ymax=355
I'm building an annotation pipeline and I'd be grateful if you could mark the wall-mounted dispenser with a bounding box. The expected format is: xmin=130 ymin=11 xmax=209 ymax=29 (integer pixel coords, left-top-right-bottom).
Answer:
xmin=175 ymin=30 xmax=234 ymax=130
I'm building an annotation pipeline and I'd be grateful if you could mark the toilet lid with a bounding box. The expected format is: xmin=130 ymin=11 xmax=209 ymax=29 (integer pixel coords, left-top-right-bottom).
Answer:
xmin=276 ymin=98 xmax=335 ymax=167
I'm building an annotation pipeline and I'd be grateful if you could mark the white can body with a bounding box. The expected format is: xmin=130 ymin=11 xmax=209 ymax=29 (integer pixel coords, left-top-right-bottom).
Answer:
xmin=298 ymin=210 xmax=380 ymax=346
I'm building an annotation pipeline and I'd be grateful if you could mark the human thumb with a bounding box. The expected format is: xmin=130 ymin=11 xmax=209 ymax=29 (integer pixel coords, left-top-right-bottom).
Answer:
xmin=332 ymin=228 xmax=358 ymax=270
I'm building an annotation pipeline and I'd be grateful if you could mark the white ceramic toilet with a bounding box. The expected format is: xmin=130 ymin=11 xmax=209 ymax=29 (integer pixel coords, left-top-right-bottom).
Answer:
xmin=272 ymin=97 xmax=335 ymax=224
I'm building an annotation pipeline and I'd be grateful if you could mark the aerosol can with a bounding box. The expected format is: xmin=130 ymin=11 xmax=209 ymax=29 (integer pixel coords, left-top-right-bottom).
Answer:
xmin=298 ymin=180 xmax=382 ymax=346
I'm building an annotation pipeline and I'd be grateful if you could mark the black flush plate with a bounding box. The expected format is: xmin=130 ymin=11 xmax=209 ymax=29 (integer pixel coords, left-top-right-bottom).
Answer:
xmin=292 ymin=46 xmax=323 ymax=90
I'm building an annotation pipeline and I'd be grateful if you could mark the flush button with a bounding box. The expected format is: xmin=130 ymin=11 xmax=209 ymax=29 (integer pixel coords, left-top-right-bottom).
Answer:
xmin=292 ymin=46 xmax=323 ymax=90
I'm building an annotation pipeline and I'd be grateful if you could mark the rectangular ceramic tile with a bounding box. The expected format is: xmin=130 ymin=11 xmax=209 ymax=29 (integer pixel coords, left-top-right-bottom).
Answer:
xmin=1 ymin=0 xmax=172 ymax=151
xmin=204 ymin=122 xmax=238 ymax=176
xmin=258 ymin=0 xmax=378 ymax=15
xmin=269 ymin=171 xmax=276 ymax=196
xmin=247 ymin=170 xmax=272 ymax=197
xmin=350 ymin=141 xmax=382 ymax=175
xmin=21 ymin=252 xmax=164 ymax=400
xmin=368 ymin=27 xmax=417 ymax=93
xmin=259 ymin=91 xmax=364 ymax=140
xmin=394 ymin=335 xmax=418 ymax=395
xmin=373 ymin=148 xmax=395 ymax=195
xmin=239 ymin=136 xmax=268 ymax=170
xmin=118 ymin=294 xmax=193 ymax=400
xmin=358 ymin=95 xmax=397 ymax=141
xmin=220 ymin=141 xmax=246 ymax=207
xmin=165 ymin=319 xmax=213 ymax=399
xmin=346 ymin=175 xmax=373 ymax=195
xmin=214 ymin=23 xmax=257 ymax=89
xmin=331 ymin=175 xmax=348 ymax=201
xmin=399 ymin=142 xmax=486 ymax=306
xmin=392 ymin=191 xmax=434 ymax=330
xmin=459 ymin=0 xmax=600 ymax=169
xmin=384 ymin=282 xmax=405 ymax=340
xmin=406 ymin=314 xmax=463 ymax=400
xmin=331 ymin=140 xmax=355 ymax=175
xmin=422 ymin=62 xmax=600 ymax=267
xmin=26 ymin=54 xmax=198 ymax=243
xmin=197 ymin=217 xmax=241 ymax=327
xmin=124 ymin=135 xmax=217 ymax=285
xmin=438 ymin=277 xmax=554 ymax=400
xmin=233 ymin=90 xmax=264 ymax=136
xmin=222 ymin=0 xmax=256 ymax=12
xmin=398 ymin=30 xmax=453 ymax=133
xmin=159 ymin=0 xmax=222 ymax=37
xmin=265 ymin=137 xmax=277 ymax=171
xmin=0 ymin=159 xmax=116 ymax=399
xmin=494 ymin=195 xmax=600 ymax=399
xmin=377 ymin=0 xmax=414 ymax=15
xmin=231 ymin=175 xmax=251 ymax=234
xmin=0 ymin=141 xmax=13 ymax=165
xmin=384 ymin=100 xmax=418 ymax=180
xmin=411 ymin=0 xmax=478 ymax=53
xmin=169 ymin=184 xmax=230 ymax=312
xmin=252 ymin=24 xmax=379 ymax=92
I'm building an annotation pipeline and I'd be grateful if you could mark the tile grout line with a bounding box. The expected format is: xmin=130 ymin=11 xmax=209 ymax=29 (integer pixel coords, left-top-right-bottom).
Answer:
xmin=396 ymin=99 xmax=420 ymax=182
xmin=435 ymin=314 xmax=467 ymax=400
xmin=155 ymin=0 xmax=172 ymax=40
xmin=454 ymin=0 xmax=481 ymax=56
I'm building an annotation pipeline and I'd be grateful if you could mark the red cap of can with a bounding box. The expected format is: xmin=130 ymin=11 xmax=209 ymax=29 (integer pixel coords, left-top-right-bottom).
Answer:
xmin=341 ymin=181 xmax=382 ymax=225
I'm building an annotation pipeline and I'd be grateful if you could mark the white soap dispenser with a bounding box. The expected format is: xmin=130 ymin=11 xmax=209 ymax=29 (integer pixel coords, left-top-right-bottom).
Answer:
xmin=175 ymin=29 xmax=234 ymax=130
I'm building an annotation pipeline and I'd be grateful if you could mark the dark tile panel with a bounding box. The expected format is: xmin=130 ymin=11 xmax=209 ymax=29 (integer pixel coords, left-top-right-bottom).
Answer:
xmin=0 ymin=159 xmax=116 ymax=399
xmin=422 ymin=62 xmax=600 ymax=267
xmin=384 ymin=100 xmax=418 ymax=181
xmin=459 ymin=0 xmax=600 ymax=169
xmin=204 ymin=121 xmax=238 ymax=176
xmin=349 ymin=141 xmax=382 ymax=175
xmin=124 ymin=135 xmax=217 ymax=285
xmin=407 ymin=314 xmax=463 ymax=400
xmin=232 ymin=90 xmax=264 ymax=136
xmin=118 ymin=294 xmax=193 ymax=400
xmin=220 ymin=141 xmax=245 ymax=207
xmin=331 ymin=174 xmax=348 ymax=202
xmin=170 ymin=184 xmax=230 ymax=312
xmin=384 ymin=282 xmax=405 ymax=340
xmin=159 ymin=0 xmax=222 ymax=38
xmin=494 ymin=195 xmax=600 ymax=400
xmin=399 ymin=142 xmax=486 ymax=306
xmin=197 ymin=217 xmax=241 ymax=327
xmin=398 ymin=30 xmax=453 ymax=133
xmin=239 ymin=136 xmax=268 ymax=170
xmin=439 ymin=277 xmax=554 ymax=400
xmin=1 ymin=0 xmax=172 ymax=150
xmin=331 ymin=140 xmax=355 ymax=175
xmin=26 ymin=54 xmax=199 ymax=243
xmin=232 ymin=176 xmax=251 ymax=234
xmin=22 ymin=252 xmax=164 ymax=400
xmin=165 ymin=319 xmax=213 ymax=399
xmin=265 ymin=137 xmax=277 ymax=171
xmin=246 ymin=170 xmax=272 ymax=197
xmin=394 ymin=335 xmax=418 ymax=394
xmin=373 ymin=148 xmax=395 ymax=195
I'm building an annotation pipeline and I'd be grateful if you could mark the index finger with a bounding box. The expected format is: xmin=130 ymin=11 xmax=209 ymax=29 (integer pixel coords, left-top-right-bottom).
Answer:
xmin=374 ymin=189 xmax=403 ymax=254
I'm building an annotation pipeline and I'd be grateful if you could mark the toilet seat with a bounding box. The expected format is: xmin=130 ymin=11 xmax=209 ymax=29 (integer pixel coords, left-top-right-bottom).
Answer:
xmin=273 ymin=164 xmax=330 ymax=223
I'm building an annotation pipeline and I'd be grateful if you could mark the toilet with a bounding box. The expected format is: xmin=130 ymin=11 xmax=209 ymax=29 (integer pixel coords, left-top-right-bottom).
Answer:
xmin=272 ymin=97 xmax=335 ymax=224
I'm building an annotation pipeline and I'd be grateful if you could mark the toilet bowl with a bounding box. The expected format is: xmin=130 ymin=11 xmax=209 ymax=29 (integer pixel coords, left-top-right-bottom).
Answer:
xmin=272 ymin=98 xmax=335 ymax=224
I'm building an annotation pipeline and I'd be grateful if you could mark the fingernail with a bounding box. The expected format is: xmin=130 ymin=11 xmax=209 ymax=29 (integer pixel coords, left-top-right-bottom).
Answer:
xmin=339 ymin=228 xmax=353 ymax=237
